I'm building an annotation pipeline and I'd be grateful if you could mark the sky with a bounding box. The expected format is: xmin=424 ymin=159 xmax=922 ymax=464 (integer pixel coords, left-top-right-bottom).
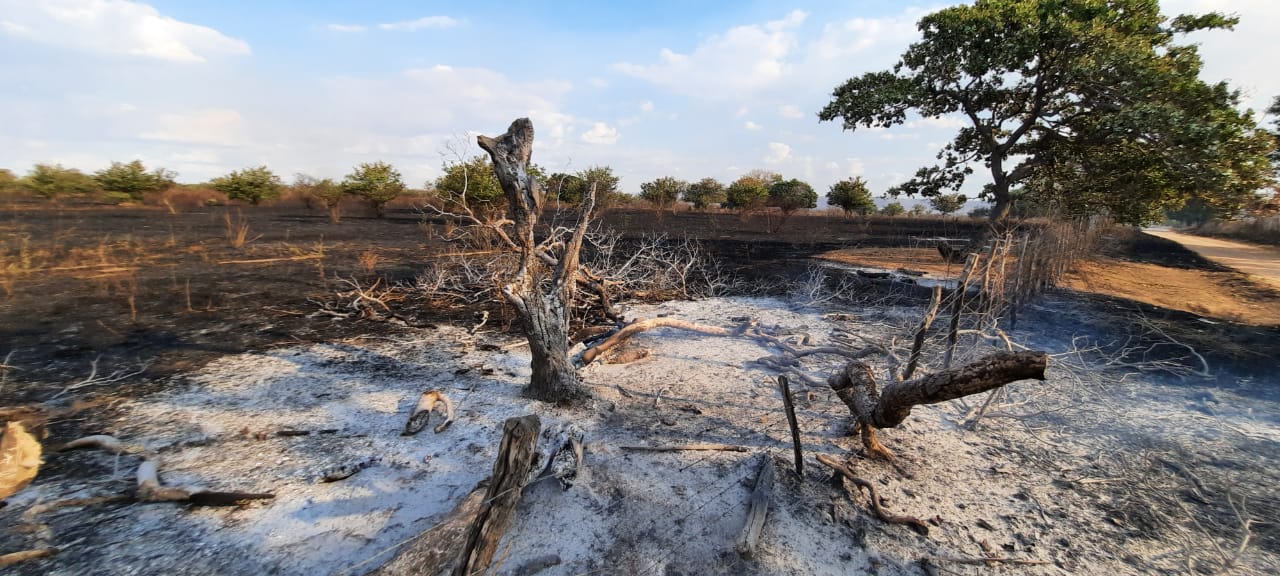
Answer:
xmin=1 ymin=0 xmax=1277 ymax=203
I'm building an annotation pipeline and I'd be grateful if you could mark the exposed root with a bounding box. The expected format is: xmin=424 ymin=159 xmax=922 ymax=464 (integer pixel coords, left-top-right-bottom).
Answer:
xmin=817 ymin=454 xmax=929 ymax=534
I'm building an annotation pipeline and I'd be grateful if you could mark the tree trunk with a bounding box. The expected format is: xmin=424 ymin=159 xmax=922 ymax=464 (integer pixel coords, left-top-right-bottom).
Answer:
xmin=478 ymin=119 xmax=593 ymax=403
xmin=828 ymin=351 xmax=1047 ymax=459
xmin=454 ymin=415 xmax=542 ymax=576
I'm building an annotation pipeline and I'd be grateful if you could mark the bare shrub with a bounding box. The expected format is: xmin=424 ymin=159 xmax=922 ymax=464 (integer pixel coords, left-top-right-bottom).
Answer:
xmin=222 ymin=210 xmax=257 ymax=249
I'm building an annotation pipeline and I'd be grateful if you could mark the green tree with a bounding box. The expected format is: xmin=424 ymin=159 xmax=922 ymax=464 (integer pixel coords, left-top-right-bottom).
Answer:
xmin=18 ymin=164 xmax=100 ymax=199
xmin=819 ymin=0 xmax=1274 ymax=225
xmin=344 ymin=161 xmax=405 ymax=217
xmin=724 ymin=170 xmax=780 ymax=212
xmin=683 ymin=177 xmax=727 ymax=210
xmin=546 ymin=172 xmax=582 ymax=204
xmin=826 ymin=177 xmax=875 ymax=216
xmin=434 ymin=156 xmax=503 ymax=210
xmin=0 ymin=169 xmax=15 ymax=193
xmin=968 ymin=206 xmax=992 ymax=219
xmin=639 ymin=176 xmax=687 ymax=213
xmin=929 ymin=193 xmax=966 ymax=215
xmin=880 ymin=201 xmax=905 ymax=217
xmin=1268 ymin=95 xmax=1280 ymax=168
xmin=211 ymin=166 xmax=282 ymax=205
xmin=909 ymin=204 xmax=927 ymax=216
xmin=295 ymin=174 xmax=345 ymax=223
xmin=575 ymin=166 xmax=620 ymax=207
xmin=767 ymin=178 xmax=817 ymax=215
xmin=94 ymin=160 xmax=175 ymax=202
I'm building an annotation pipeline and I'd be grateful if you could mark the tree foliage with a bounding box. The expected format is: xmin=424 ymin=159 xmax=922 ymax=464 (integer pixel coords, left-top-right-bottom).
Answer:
xmin=639 ymin=176 xmax=688 ymax=212
xmin=295 ymin=174 xmax=344 ymax=222
xmin=767 ymin=178 xmax=817 ymax=214
xmin=819 ymin=0 xmax=1275 ymax=225
xmin=880 ymin=201 xmax=905 ymax=217
xmin=573 ymin=166 xmax=619 ymax=206
xmin=683 ymin=177 xmax=727 ymax=210
xmin=724 ymin=170 xmax=780 ymax=212
xmin=827 ymin=177 xmax=875 ymax=216
xmin=18 ymin=164 xmax=100 ymax=199
xmin=434 ymin=156 xmax=503 ymax=208
xmin=0 ymin=169 xmax=16 ymax=193
xmin=94 ymin=160 xmax=175 ymax=202
xmin=344 ymin=161 xmax=405 ymax=217
xmin=546 ymin=172 xmax=582 ymax=204
xmin=212 ymin=166 xmax=282 ymax=205
xmin=929 ymin=193 xmax=967 ymax=215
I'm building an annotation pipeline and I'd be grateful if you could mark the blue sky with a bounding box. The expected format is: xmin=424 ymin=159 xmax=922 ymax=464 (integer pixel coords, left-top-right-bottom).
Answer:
xmin=2 ymin=0 xmax=1277 ymax=204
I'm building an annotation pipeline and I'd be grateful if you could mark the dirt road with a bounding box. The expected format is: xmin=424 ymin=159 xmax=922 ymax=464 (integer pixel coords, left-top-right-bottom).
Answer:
xmin=1145 ymin=228 xmax=1280 ymax=290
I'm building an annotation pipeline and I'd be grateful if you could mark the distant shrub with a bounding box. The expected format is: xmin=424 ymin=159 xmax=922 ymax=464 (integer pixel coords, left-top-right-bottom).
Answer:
xmin=683 ymin=177 xmax=726 ymax=210
xmin=929 ymin=193 xmax=967 ymax=215
xmin=94 ymin=160 xmax=175 ymax=203
xmin=827 ymin=177 xmax=874 ymax=216
xmin=344 ymin=161 xmax=405 ymax=218
xmin=639 ymin=176 xmax=688 ymax=213
xmin=294 ymin=174 xmax=345 ymax=222
xmin=17 ymin=164 xmax=100 ymax=199
xmin=152 ymin=186 xmax=228 ymax=210
xmin=0 ymin=169 xmax=15 ymax=194
xmin=211 ymin=166 xmax=282 ymax=205
xmin=880 ymin=202 xmax=905 ymax=217
xmin=968 ymin=206 xmax=992 ymax=219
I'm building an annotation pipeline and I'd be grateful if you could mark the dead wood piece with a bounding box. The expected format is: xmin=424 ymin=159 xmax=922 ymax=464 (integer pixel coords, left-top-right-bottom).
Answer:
xmin=186 ymin=491 xmax=275 ymax=506
xmin=580 ymin=317 xmax=732 ymax=365
xmin=736 ymin=455 xmax=775 ymax=558
xmin=136 ymin=460 xmax=191 ymax=502
xmin=943 ymin=253 xmax=980 ymax=369
xmin=817 ymin=454 xmax=928 ymax=535
xmin=930 ymin=555 xmax=1051 ymax=566
xmin=0 ymin=548 xmax=57 ymax=568
xmin=1 ymin=421 xmax=41 ymax=500
xmin=544 ymin=425 xmax=585 ymax=490
xmin=778 ymin=376 xmax=804 ymax=477
xmin=454 ymin=414 xmax=541 ymax=576
xmin=603 ymin=347 xmax=650 ymax=365
xmin=620 ymin=443 xmax=749 ymax=453
xmin=403 ymin=390 xmax=457 ymax=436
xmin=829 ymin=352 xmax=1047 ymax=458
xmin=511 ymin=554 xmax=562 ymax=576
xmin=903 ymin=285 xmax=943 ymax=381
xmin=571 ymin=325 xmax=615 ymax=344
xmin=56 ymin=434 xmax=137 ymax=455
xmin=321 ymin=459 xmax=375 ymax=483
xmin=367 ymin=481 xmax=489 ymax=576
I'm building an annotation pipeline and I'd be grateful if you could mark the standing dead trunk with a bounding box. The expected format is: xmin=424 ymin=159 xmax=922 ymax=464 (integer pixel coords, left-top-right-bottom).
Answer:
xmin=829 ymin=351 xmax=1047 ymax=459
xmin=478 ymin=119 xmax=595 ymax=403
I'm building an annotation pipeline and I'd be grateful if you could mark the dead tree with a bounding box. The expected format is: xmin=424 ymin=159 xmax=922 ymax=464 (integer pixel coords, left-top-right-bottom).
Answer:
xmin=829 ymin=351 xmax=1048 ymax=460
xmin=477 ymin=119 xmax=596 ymax=403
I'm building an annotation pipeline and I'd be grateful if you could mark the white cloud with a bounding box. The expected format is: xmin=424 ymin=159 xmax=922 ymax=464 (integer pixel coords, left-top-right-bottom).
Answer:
xmin=639 ymin=100 xmax=655 ymax=113
xmin=614 ymin=10 xmax=807 ymax=98
xmin=0 ymin=0 xmax=249 ymax=63
xmin=764 ymin=142 xmax=792 ymax=163
xmin=745 ymin=121 xmax=762 ymax=131
xmin=326 ymin=15 xmax=460 ymax=33
xmin=581 ymin=122 xmax=620 ymax=145
xmin=139 ymin=108 xmax=247 ymax=146
xmin=379 ymin=16 xmax=460 ymax=31
xmin=779 ymin=104 xmax=805 ymax=119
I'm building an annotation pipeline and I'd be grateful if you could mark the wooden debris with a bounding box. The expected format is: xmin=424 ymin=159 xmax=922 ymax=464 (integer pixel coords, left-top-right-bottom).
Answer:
xmin=510 ymin=554 xmax=562 ymax=576
xmin=620 ymin=443 xmax=749 ymax=453
xmin=0 ymin=548 xmax=56 ymax=568
xmin=544 ymin=425 xmax=585 ymax=489
xmin=736 ymin=455 xmax=775 ymax=558
xmin=1 ymin=421 xmax=41 ymax=500
xmin=817 ymin=454 xmax=929 ymax=535
xmin=136 ymin=459 xmax=273 ymax=505
xmin=402 ymin=390 xmax=456 ymax=436
xmin=454 ymin=414 xmax=542 ymax=576
xmin=903 ymin=285 xmax=943 ymax=381
xmin=777 ymin=376 xmax=804 ymax=477
xmin=367 ymin=481 xmax=490 ymax=576
xmin=828 ymin=351 xmax=1047 ymax=459
xmin=930 ymin=555 xmax=1051 ymax=566
xmin=321 ymin=459 xmax=375 ymax=483
xmin=56 ymin=434 xmax=137 ymax=455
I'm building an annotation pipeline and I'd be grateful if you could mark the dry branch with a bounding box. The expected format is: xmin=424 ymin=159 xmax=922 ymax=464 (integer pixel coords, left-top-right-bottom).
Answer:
xmin=778 ymin=376 xmax=804 ymax=477
xmin=0 ymin=548 xmax=57 ymax=568
xmin=817 ymin=454 xmax=928 ymax=534
xmin=580 ymin=317 xmax=732 ymax=365
xmin=454 ymin=414 xmax=541 ymax=576
xmin=829 ymin=351 xmax=1047 ymax=458
xmin=1 ymin=421 xmax=41 ymax=500
xmin=620 ymin=443 xmax=750 ymax=453
xmin=903 ymin=285 xmax=943 ymax=380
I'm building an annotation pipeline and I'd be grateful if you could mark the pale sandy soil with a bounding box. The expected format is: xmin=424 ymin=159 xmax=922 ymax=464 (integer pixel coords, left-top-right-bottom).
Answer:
xmin=3 ymin=296 xmax=1276 ymax=575
xmin=1146 ymin=229 xmax=1280 ymax=290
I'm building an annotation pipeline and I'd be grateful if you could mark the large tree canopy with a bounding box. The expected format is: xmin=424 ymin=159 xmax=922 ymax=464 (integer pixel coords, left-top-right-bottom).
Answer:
xmin=819 ymin=0 xmax=1275 ymax=225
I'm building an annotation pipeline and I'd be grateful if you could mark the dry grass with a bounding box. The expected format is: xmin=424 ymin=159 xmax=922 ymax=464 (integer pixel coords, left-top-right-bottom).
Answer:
xmin=1196 ymin=215 xmax=1280 ymax=246
xmin=222 ymin=210 xmax=258 ymax=249
xmin=356 ymin=249 xmax=381 ymax=276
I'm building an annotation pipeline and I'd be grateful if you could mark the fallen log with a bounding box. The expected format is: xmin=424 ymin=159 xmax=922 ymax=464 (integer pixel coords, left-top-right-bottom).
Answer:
xmin=454 ymin=414 xmax=541 ymax=576
xmin=580 ymin=318 xmax=732 ymax=365
xmin=829 ymin=351 xmax=1047 ymax=460
xmin=620 ymin=443 xmax=750 ymax=453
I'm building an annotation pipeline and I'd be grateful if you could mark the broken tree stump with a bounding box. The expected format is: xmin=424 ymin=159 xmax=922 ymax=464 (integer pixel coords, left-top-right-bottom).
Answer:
xmin=454 ymin=414 xmax=542 ymax=576
xmin=368 ymin=481 xmax=489 ymax=576
xmin=778 ymin=376 xmax=804 ymax=477
xmin=829 ymin=351 xmax=1047 ymax=459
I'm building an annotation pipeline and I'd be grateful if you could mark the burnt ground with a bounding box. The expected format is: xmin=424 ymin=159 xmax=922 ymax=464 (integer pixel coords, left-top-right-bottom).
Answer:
xmin=3 ymin=198 xmax=1279 ymax=574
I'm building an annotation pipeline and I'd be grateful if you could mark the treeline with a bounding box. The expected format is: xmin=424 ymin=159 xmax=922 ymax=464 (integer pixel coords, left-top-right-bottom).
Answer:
xmin=0 ymin=158 xmax=994 ymax=220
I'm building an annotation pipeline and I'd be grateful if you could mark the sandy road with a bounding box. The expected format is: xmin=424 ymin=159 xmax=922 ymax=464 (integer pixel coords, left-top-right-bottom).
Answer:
xmin=1145 ymin=228 xmax=1280 ymax=290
